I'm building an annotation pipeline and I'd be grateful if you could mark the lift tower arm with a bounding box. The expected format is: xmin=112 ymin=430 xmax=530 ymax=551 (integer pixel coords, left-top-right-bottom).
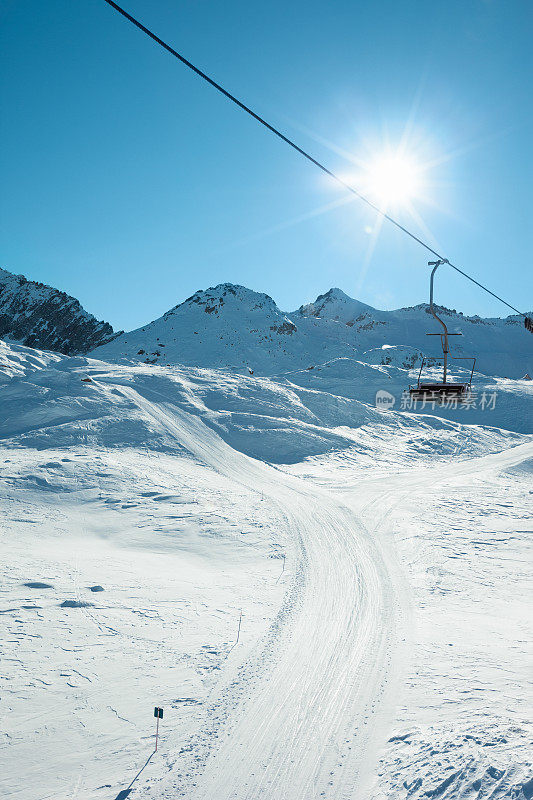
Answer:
xmin=427 ymin=259 xmax=453 ymax=383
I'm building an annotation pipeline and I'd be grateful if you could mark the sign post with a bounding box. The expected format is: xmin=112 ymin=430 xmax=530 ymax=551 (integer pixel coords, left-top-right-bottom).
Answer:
xmin=154 ymin=707 xmax=163 ymax=751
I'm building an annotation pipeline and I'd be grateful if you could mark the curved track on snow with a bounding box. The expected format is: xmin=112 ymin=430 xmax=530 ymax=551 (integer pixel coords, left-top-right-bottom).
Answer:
xmin=113 ymin=382 xmax=532 ymax=800
xmin=113 ymin=382 xmax=403 ymax=800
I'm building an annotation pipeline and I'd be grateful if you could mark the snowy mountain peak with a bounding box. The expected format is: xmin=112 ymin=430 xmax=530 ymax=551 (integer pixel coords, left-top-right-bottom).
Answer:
xmin=297 ymin=287 xmax=376 ymax=323
xmin=0 ymin=267 xmax=119 ymax=355
xmin=93 ymin=281 xmax=299 ymax=370
xmin=321 ymin=287 xmax=352 ymax=301
xmin=165 ymin=283 xmax=280 ymax=319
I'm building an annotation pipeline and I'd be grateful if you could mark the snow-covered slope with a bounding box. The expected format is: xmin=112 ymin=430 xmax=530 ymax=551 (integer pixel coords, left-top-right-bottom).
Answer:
xmin=93 ymin=282 xmax=531 ymax=379
xmin=1 ymin=340 xmax=532 ymax=800
xmin=0 ymin=267 xmax=118 ymax=354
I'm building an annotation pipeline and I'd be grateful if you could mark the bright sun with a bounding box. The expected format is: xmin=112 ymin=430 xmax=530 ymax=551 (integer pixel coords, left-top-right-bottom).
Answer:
xmin=364 ymin=153 xmax=422 ymax=207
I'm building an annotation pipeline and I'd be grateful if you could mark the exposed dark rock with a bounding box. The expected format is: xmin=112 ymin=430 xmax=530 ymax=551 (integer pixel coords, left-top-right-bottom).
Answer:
xmin=270 ymin=321 xmax=297 ymax=335
xmin=60 ymin=600 xmax=94 ymax=608
xmin=24 ymin=581 xmax=54 ymax=589
xmin=0 ymin=268 xmax=120 ymax=355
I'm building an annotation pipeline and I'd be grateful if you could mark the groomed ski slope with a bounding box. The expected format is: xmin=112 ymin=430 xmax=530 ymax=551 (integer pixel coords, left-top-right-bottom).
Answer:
xmin=117 ymin=383 xmax=404 ymax=800
xmin=1 ymin=342 xmax=532 ymax=800
xmin=115 ymin=386 xmax=533 ymax=800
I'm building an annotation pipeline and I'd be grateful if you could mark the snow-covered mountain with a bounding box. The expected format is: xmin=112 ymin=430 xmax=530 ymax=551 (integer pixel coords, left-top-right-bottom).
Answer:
xmin=0 ymin=268 xmax=118 ymax=354
xmin=93 ymin=282 xmax=358 ymax=374
xmin=295 ymin=286 xmax=531 ymax=377
xmin=93 ymin=282 xmax=531 ymax=378
xmin=1 ymin=268 xmax=529 ymax=377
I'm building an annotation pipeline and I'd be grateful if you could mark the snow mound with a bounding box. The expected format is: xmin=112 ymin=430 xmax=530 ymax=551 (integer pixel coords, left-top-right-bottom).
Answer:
xmin=0 ymin=339 xmax=63 ymax=383
xmin=361 ymin=344 xmax=426 ymax=369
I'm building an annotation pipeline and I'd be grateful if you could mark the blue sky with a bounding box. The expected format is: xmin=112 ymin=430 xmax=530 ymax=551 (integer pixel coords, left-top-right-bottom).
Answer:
xmin=1 ymin=0 xmax=531 ymax=331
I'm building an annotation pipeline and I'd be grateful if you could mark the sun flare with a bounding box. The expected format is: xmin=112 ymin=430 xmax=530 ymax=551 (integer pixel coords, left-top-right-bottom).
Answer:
xmin=364 ymin=153 xmax=422 ymax=207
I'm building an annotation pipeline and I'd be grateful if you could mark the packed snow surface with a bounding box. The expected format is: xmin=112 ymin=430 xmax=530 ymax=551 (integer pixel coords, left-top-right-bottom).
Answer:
xmin=1 ymin=340 xmax=532 ymax=800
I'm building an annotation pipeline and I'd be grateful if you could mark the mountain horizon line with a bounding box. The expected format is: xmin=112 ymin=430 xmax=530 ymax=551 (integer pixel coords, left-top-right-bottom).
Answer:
xmin=1 ymin=266 xmax=525 ymax=338
xmin=1 ymin=267 xmax=530 ymax=378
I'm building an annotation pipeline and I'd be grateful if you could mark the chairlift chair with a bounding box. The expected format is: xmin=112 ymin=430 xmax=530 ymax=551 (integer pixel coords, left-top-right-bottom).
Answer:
xmin=409 ymin=260 xmax=476 ymax=402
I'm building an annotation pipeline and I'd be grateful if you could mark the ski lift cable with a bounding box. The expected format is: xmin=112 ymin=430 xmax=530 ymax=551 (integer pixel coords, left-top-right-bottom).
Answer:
xmin=101 ymin=0 xmax=528 ymax=319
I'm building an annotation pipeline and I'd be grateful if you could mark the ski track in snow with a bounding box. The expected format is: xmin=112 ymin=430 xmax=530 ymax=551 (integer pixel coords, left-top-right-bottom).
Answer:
xmin=0 ymin=346 xmax=531 ymax=800
xmin=115 ymin=384 xmax=403 ymax=800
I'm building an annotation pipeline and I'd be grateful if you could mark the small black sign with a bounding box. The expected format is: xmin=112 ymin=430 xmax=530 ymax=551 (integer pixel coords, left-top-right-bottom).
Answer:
xmin=154 ymin=706 xmax=163 ymax=719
